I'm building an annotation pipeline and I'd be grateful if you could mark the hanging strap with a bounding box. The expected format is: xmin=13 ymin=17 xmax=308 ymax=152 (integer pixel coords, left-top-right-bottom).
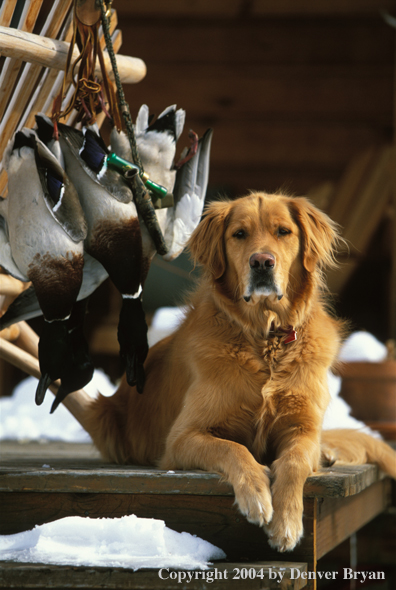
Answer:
xmin=52 ymin=0 xmax=121 ymax=130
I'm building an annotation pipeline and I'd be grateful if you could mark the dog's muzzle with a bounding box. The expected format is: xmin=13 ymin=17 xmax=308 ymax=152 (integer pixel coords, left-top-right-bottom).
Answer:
xmin=243 ymin=252 xmax=283 ymax=302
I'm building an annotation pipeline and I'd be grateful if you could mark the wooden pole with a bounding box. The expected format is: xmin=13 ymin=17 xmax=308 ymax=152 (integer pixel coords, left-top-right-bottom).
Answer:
xmin=0 ymin=274 xmax=28 ymax=297
xmin=0 ymin=26 xmax=146 ymax=84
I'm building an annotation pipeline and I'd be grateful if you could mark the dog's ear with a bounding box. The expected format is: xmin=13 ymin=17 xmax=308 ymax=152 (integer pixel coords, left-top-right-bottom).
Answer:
xmin=188 ymin=200 xmax=231 ymax=279
xmin=287 ymin=197 xmax=342 ymax=272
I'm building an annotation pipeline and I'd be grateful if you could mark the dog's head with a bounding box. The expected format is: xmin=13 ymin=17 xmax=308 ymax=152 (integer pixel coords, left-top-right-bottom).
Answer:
xmin=189 ymin=192 xmax=341 ymax=306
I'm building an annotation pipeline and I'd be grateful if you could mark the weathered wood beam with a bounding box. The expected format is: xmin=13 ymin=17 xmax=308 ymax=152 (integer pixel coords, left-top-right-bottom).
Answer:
xmin=0 ymin=26 xmax=146 ymax=84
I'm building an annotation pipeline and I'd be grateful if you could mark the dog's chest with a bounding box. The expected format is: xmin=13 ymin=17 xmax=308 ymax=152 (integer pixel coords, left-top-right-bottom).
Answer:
xmin=205 ymin=334 xmax=300 ymax=457
xmin=219 ymin=329 xmax=296 ymax=396
xmin=237 ymin=333 xmax=290 ymax=376
xmin=261 ymin=335 xmax=289 ymax=367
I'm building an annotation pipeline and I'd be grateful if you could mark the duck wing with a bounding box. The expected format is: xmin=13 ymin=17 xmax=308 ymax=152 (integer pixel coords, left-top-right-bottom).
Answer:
xmin=34 ymin=139 xmax=87 ymax=243
xmin=0 ymin=285 xmax=40 ymax=329
xmin=8 ymin=129 xmax=87 ymax=244
xmin=163 ymin=128 xmax=213 ymax=261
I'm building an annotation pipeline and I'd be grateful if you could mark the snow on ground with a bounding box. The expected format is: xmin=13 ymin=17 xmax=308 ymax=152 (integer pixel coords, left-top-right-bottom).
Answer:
xmin=0 ymin=515 xmax=226 ymax=570
xmin=323 ymin=371 xmax=381 ymax=436
xmin=0 ymin=370 xmax=115 ymax=443
xmin=147 ymin=306 xmax=187 ymax=347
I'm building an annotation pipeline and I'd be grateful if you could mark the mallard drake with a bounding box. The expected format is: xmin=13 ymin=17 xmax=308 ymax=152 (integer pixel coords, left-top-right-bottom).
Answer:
xmin=0 ymin=129 xmax=93 ymax=409
xmin=110 ymin=104 xmax=213 ymax=262
xmin=2 ymin=108 xmax=213 ymax=399
xmin=35 ymin=114 xmax=148 ymax=393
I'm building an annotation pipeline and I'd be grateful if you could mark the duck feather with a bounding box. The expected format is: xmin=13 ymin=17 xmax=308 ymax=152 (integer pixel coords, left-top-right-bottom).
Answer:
xmin=0 ymin=212 xmax=26 ymax=281
xmin=57 ymin=121 xmax=133 ymax=204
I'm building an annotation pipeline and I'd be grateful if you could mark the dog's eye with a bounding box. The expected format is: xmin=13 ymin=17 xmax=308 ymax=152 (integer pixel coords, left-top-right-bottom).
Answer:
xmin=233 ymin=229 xmax=247 ymax=239
xmin=278 ymin=227 xmax=291 ymax=237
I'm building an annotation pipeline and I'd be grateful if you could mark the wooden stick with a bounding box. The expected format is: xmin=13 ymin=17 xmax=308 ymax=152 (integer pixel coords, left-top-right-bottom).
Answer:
xmin=0 ymin=167 xmax=7 ymax=197
xmin=0 ymin=274 xmax=28 ymax=297
xmin=0 ymin=26 xmax=146 ymax=84
xmin=0 ymin=0 xmax=73 ymax=136
xmin=0 ymin=324 xmax=20 ymax=342
xmin=14 ymin=321 xmax=39 ymax=359
xmin=0 ymin=336 xmax=42 ymax=380
xmin=0 ymin=0 xmax=19 ymax=28
xmin=0 ymin=1 xmax=45 ymax=121
xmin=0 ymin=336 xmax=95 ymax=436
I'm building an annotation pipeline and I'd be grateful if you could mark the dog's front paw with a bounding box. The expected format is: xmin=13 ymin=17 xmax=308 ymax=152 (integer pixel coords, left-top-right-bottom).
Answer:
xmin=265 ymin=509 xmax=303 ymax=552
xmin=234 ymin=466 xmax=273 ymax=527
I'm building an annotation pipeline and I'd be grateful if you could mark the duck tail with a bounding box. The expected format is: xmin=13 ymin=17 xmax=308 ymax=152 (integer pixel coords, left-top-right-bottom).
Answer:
xmin=35 ymin=113 xmax=55 ymax=144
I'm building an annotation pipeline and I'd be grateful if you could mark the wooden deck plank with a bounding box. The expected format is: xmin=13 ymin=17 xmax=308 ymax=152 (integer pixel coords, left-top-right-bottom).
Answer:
xmin=0 ymin=442 xmax=387 ymax=499
xmin=0 ymin=561 xmax=308 ymax=590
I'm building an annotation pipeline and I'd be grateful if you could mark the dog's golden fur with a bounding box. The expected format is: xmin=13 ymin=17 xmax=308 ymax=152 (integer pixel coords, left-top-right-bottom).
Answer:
xmin=86 ymin=192 xmax=396 ymax=552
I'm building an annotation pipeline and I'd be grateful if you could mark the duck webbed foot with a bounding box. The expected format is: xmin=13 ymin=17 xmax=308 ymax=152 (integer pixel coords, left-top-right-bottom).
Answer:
xmin=118 ymin=296 xmax=148 ymax=393
xmin=35 ymin=319 xmax=71 ymax=405
xmin=35 ymin=373 xmax=53 ymax=406
xmin=36 ymin=300 xmax=95 ymax=411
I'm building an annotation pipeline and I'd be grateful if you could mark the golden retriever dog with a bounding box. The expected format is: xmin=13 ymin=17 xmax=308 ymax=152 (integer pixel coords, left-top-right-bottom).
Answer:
xmin=86 ymin=192 xmax=396 ymax=552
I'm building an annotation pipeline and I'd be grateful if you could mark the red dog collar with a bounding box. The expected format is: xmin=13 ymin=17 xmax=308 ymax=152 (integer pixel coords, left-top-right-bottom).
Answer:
xmin=269 ymin=322 xmax=297 ymax=344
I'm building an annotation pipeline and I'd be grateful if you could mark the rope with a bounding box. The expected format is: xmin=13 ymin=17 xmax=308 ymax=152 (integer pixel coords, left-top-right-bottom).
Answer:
xmin=52 ymin=0 xmax=121 ymax=130
xmin=97 ymin=0 xmax=143 ymax=171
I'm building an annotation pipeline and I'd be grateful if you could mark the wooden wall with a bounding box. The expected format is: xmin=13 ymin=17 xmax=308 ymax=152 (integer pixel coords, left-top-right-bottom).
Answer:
xmin=116 ymin=0 xmax=394 ymax=197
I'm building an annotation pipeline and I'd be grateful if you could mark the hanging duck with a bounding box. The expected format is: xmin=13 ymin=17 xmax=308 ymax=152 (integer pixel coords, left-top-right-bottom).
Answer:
xmin=35 ymin=114 xmax=149 ymax=394
xmin=110 ymin=104 xmax=213 ymax=262
xmin=2 ymin=105 xmax=213 ymax=402
xmin=0 ymin=129 xmax=93 ymax=410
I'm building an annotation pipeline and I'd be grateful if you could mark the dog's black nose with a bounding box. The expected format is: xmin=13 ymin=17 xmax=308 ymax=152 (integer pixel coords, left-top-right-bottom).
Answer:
xmin=249 ymin=252 xmax=275 ymax=269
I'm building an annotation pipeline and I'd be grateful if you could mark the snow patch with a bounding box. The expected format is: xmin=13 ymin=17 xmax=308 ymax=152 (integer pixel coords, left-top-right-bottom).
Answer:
xmin=0 ymin=515 xmax=225 ymax=570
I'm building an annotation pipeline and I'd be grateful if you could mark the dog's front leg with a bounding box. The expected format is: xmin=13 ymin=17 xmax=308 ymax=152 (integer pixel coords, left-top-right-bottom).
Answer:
xmin=161 ymin=411 xmax=273 ymax=528
xmin=265 ymin=424 xmax=321 ymax=552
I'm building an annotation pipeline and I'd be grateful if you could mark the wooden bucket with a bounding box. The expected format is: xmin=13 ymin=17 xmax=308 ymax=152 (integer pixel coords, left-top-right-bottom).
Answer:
xmin=338 ymin=361 xmax=396 ymax=440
